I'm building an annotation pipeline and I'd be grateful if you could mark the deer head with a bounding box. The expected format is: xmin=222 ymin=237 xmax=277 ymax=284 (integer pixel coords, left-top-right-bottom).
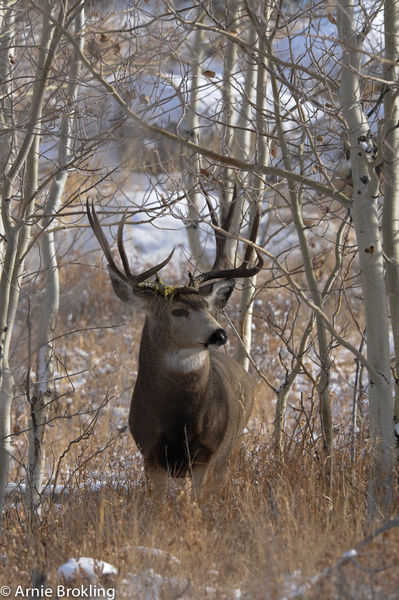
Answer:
xmin=86 ymin=199 xmax=263 ymax=353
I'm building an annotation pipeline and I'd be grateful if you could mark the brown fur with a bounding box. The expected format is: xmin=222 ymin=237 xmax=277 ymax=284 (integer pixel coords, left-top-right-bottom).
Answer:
xmin=87 ymin=203 xmax=258 ymax=496
xmin=129 ymin=294 xmax=254 ymax=494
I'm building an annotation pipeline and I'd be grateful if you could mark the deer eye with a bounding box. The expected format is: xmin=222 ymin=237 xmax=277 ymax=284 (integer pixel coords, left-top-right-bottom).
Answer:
xmin=171 ymin=308 xmax=189 ymax=318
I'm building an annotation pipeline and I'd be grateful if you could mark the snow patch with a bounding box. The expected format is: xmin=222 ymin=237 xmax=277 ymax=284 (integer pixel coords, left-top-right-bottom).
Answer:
xmin=340 ymin=549 xmax=358 ymax=560
xmin=5 ymin=477 xmax=139 ymax=499
xmin=58 ymin=557 xmax=117 ymax=583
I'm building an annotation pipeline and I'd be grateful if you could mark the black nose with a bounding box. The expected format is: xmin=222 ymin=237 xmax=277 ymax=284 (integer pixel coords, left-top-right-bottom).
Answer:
xmin=206 ymin=328 xmax=227 ymax=347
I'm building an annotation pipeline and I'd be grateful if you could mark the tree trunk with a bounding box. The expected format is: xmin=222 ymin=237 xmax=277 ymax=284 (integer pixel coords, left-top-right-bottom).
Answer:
xmin=382 ymin=0 xmax=399 ymax=429
xmin=0 ymin=1 xmax=16 ymax=267
xmin=222 ymin=0 xmax=239 ymax=264
xmin=184 ymin=25 xmax=210 ymax=273
xmin=26 ymin=2 xmax=85 ymax=513
xmin=337 ymin=0 xmax=395 ymax=517
xmin=228 ymin=23 xmax=257 ymax=270
xmin=236 ymin=20 xmax=268 ymax=369
xmin=0 ymin=1 xmax=58 ymax=531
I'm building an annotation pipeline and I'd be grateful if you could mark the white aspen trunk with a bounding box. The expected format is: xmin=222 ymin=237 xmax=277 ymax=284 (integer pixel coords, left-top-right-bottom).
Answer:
xmin=337 ymin=0 xmax=395 ymax=516
xmin=0 ymin=0 xmax=16 ymax=187
xmin=233 ymin=22 xmax=256 ymax=369
xmin=0 ymin=229 xmax=17 ymax=533
xmin=0 ymin=0 xmax=18 ymax=533
xmin=235 ymin=206 xmax=260 ymax=371
xmin=0 ymin=1 xmax=16 ymax=264
xmin=222 ymin=0 xmax=239 ymax=265
xmin=0 ymin=2 xmax=57 ymax=530
xmin=228 ymin=24 xmax=257 ymax=267
xmin=26 ymin=3 xmax=85 ymax=512
xmin=0 ymin=366 xmax=12 ymax=530
xmin=234 ymin=25 xmax=257 ymax=162
xmin=184 ymin=26 xmax=210 ymax=272
xmin=236 ymin=22 xmax=268 ymax=369
xmin=382 ymin=0 xmax=399 ymax=428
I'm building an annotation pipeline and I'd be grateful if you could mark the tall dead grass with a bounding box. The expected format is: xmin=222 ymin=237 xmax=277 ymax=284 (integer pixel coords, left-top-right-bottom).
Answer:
xmin=3 ymin=434 xmax=397 ymax=598
xmin=2 ymin=255 xmax=399 ymax=599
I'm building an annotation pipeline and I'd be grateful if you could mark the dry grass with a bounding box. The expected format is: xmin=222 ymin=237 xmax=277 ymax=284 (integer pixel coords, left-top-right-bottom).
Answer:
xmin=2 ymin=255 xmax=399 ymax=599
xmin=3 ymin=440 xmax=398 ymax=599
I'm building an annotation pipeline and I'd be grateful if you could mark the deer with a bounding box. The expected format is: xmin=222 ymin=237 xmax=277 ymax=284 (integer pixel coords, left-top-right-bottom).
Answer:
xmin=87 ymin=199 xmax=263 ymax=498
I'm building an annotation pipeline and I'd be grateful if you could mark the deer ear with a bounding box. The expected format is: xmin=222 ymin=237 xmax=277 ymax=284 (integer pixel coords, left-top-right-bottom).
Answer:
xmin=107 ymin=267 xmax=135 ymax=304
xmin=199 ymin=280 xmax=235 ymax=310
xmin=107 ymin=266 xmax=155 ymax=309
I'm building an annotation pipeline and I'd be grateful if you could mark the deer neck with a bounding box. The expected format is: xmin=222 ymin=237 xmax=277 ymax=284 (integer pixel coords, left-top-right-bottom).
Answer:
xmin=139 ymin=318 xmax=210 ymax=378
xmin=163 ymin=347 xmax=209 ymax=374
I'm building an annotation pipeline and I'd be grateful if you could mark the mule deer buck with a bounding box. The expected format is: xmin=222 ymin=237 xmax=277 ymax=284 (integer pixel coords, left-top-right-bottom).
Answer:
xmin=87 ymin=200 xmax=263 ymax=497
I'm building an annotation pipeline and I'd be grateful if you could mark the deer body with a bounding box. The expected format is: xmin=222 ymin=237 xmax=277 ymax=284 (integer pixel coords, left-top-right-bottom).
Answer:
xmin=87 ymin=201 xmax=262 ymax=495
xmin=130 ymin=302 xmax=254 ymax=488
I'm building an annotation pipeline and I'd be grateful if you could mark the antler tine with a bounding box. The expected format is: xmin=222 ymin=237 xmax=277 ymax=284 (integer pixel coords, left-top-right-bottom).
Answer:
xmin=117 ymin=210 xmax=132 ymax=279
xmin=191 ymin=203 xmax=264 ymax=285
xmin=116 ymin=208 xmax=175 ymax=283
xmin=192 ymin=252 xmax=263 ymax=284
xmin=210 ymin=183 xmax=238 ymax=272
xmin=87 ymin=200 xmax=175 ymax=285
xmin=87 ymin=200 xmax=125 ymax=279
xmin=243 ymin=206 xmax=260 ymax=264
xmin=221 ymin=183 xmax=237 ymax=233
xmin=133 ymin=248 xmax=175 ymax=284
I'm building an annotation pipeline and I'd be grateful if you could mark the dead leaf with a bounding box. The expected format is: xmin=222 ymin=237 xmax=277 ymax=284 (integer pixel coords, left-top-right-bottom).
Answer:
xmin=327 ymin=12 xmax=337 ymax=25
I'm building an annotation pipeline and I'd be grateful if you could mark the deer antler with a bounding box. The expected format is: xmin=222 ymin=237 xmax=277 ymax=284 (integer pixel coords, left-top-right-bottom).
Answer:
xmin=189 ymin=193 xmax=264 ymax=286
xmin=87 ymin=200 xmax=174 ymax=285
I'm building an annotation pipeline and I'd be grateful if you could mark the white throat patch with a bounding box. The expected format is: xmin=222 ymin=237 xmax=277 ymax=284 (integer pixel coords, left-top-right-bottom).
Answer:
xmin=164 ymin=349 xmax=208 ymax=373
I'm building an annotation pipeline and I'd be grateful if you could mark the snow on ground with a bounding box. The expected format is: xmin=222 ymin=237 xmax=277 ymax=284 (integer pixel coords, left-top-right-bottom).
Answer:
xmin=58 ymin=557 xmax=118 ymax=583
xmin=59 ymin=553 xmax=374 ymax=600
xmin=56 ymin=553 xmax=243 ymax=599
xmin=5 ymin=476 xmax=139 ymax=499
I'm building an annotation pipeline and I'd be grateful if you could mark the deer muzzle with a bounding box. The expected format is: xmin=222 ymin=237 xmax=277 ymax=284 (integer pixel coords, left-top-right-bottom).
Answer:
xmin=205 ymin=328 xmax=227 ymax=348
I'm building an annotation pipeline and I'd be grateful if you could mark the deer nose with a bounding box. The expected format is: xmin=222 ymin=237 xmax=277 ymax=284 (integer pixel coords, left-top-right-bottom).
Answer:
xmin=206 ymin=328 xmax=227 ymax=347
